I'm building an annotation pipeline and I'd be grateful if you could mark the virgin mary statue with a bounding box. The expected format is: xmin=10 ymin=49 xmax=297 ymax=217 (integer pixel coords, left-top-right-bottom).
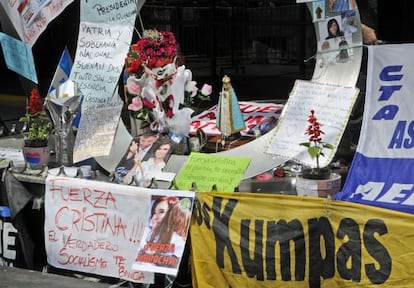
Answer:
xmin=216 ymin=75 xmax=246 ymax=138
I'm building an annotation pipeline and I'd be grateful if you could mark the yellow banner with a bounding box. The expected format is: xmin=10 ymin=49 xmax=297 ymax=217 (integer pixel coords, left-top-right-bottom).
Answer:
xmin=191 ymin=192 xmax=414 ymax=288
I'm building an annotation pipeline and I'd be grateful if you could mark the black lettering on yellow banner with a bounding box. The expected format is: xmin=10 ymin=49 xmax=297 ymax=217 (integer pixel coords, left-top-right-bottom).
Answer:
xmin=192 ymin=194 xmax=392 ymax=287
xmin=212 ymin=197 xmax=240 ymax=273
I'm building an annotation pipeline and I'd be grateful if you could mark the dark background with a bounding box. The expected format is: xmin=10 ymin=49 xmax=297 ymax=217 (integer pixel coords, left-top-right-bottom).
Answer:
xmin=0 ymin=0 xmax=412 ymax=130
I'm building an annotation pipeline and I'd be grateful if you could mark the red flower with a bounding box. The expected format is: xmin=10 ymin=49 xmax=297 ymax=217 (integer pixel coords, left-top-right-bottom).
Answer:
xmin=128 ymin=59 xmax=143 ymax=74
xmin=304 ymin=109 xmax=324 ymax=144
xmin=273 ymin=167 xmax=285 ymax=178
xmin=27 ymin=88 xmax=44 ymax=115
xmin=143 ymin=98 xmax=155 ymax=109
xmin=300 ymin=109 xmax=334 ymax=170
xmin=132 ymin=29 xmax=177 ymax=69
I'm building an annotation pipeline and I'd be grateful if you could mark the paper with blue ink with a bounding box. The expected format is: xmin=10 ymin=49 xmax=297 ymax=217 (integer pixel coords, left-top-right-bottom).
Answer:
xmin=0 ymin=32 xmax=38 ymax=83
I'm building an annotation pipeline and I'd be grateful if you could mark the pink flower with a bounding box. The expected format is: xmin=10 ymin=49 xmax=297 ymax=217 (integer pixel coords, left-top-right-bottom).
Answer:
xmin=128 ymin=97 xmax=143 ymax=111
xmin=200 ymin=83 xmax=212 ymax=96
xmin=126 ymin=79 xmax=141 ymax=95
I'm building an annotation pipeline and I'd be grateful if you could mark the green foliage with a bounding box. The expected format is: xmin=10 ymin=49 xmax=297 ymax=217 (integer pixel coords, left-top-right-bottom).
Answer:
xmin=19 ymin=110 xmax=51 ymax=146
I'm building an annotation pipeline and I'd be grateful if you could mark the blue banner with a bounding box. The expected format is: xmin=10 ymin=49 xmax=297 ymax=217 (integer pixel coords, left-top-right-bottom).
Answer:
xmin=336 ymin=44 xmax=414 ymax=214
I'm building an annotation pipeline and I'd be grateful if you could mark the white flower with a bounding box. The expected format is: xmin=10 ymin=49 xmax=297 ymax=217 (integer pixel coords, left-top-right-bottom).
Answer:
xmin=167 ymin=107 xmax=194 ymax=137
xmin=185 ymin=80 xmax=198 ymax=97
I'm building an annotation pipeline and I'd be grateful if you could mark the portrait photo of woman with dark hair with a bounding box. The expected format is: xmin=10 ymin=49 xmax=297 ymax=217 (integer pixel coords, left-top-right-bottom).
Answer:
xmin=326 ymin=18 xmax=344 ymax=40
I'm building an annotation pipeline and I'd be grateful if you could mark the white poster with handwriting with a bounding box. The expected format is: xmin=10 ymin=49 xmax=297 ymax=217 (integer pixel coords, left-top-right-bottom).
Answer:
xmin=70 ymin=22 xmax=132 ymax=106
xmin=0 ymin=0 xmax=73 ymax=45
xmin=73 ymin=99 xmax=123 ymax=163
xmin=80 ymin=0 xmax=143 ymax=24
xmin=265 ymin=80 xmax=359 ymax=168
xmin=44 ymin=176 xmax=194 ymax=283
xmin=70 ymin=0 xmax=139 ymax=162
xmin=44 ymin=176 xmax=153 ymax=283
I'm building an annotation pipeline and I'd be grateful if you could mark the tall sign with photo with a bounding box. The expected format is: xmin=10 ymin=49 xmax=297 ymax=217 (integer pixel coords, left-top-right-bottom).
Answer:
xmin=44 ymin=176 xmax=194 ymax=283
xmin=70 ymin=0 xmax=140 ymax=163
xmin=335 ymin=44 xmax=414 ymax=214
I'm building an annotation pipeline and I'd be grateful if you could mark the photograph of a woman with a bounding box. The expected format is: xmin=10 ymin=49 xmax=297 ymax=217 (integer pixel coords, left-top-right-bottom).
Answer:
xmin=134 ymin=196 xmax=193 ymax=274
xmin=115 ymin=132 xmax=159 ymax=184
xmin=326 ymin=18 xmax=344 ymax=39
xmin=123 ymin=135 xmax=175 ymax=186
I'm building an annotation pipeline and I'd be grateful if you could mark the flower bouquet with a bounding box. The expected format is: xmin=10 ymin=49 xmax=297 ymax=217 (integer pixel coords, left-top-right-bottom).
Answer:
xmin=124 ymin=28 xmax=211 ymax=142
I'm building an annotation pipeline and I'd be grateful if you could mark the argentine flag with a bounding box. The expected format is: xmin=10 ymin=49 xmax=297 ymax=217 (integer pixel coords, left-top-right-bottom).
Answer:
xmin=48 ymin=47 xmax=72 ymax=94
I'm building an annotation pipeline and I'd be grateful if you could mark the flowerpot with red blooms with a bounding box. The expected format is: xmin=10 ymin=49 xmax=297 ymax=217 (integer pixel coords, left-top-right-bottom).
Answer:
xmin=19 ymin=88 xmax=52 ymax=170
xmin=296 ymin=109 xmax=341 ymax=197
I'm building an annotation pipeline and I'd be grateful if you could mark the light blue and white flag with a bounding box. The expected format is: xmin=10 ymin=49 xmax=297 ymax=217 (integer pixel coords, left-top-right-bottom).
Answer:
xmin=48 ymin=47 xmax=73 ymax=95
xmin=335 ymin=44 xmax=414 ymax=214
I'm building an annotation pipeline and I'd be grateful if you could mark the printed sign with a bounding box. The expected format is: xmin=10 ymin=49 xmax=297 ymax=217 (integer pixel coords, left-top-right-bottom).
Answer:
xmin=132 ymin=195 xmax=194 ymax=275
xmin=191 ymin=191 xmax=414 ymax=288
xmin=335 ymin=44 xmax=414 ymax=214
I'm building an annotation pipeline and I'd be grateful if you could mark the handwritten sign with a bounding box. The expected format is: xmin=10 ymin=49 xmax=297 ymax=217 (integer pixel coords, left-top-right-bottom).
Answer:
xmin=44 ymin=176 xmax=195 ymax=283
xmin=0 ymin=0 xmax=73 ymax=46
xmin=73 ymin=100 xmax=123 ymax=163
xmin=70 ymin=0 xmax=138 ymax=161
xmin=0 ymin=32 xmax=37 ymax=83
xmin=265 ymin=80 xmax=359 ymax=168
xmin=80 ymin=0 xmax=141 ymax=24
xmin=190 ymin=101 xmax=284 ymax=136
xmin=70 ymin=22 xmax=132 ymax=107
xmin=175 ymin=153 xmax=251 ymax=192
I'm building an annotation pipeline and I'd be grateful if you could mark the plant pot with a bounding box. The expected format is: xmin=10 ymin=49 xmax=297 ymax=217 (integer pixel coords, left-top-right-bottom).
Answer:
xmin=22 ymin=145 xmax=50 ymax=170
xmin=300 ymin=167 xmax=332 ymax=180
xmin=296 ymin=172 xmax=341 ymax=198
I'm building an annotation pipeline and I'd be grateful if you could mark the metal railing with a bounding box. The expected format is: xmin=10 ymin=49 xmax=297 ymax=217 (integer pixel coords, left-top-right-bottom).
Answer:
xmin=139 ymin=1 xmax=316 ymax=100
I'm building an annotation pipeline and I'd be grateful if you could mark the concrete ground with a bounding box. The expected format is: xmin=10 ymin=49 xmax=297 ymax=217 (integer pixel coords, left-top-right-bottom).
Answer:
xmin=0 ymin=266 xmax=113 ymax=288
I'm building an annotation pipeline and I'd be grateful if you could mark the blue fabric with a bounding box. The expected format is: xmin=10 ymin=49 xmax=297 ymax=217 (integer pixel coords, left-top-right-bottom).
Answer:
xmin=335 ymin=152 xmax=414 ymax=214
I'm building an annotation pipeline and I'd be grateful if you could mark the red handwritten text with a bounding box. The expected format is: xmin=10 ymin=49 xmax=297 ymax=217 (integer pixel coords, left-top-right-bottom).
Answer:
xmin=58 ymin=249 xmax=107 ymax=269
xmin=49 ymin=178 xmax=117 ymax=209
xmin=55 ymin=206 xmax=127 ymax=237
xmin=62 ymin=233 xmax=119 ymax=252
xmin=114 ymin=256 xmax=146 ymax=281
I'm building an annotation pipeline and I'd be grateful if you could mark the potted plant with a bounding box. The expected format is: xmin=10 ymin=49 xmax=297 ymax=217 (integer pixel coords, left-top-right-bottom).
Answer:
xmin=19 ymin=88 xmax=52 ymax=169
xmin=296 ymin=109 xmax=341 ymax=197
